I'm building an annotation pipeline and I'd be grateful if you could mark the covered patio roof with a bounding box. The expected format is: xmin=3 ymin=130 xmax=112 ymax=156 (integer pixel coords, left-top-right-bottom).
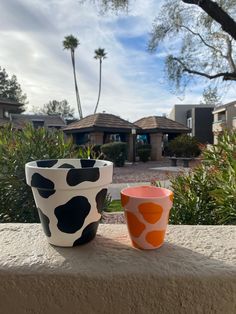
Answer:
xmin=63 ymin=113 xmax=140 ymax=133
xmin=134 ymin=116 xmax=190 ymax=133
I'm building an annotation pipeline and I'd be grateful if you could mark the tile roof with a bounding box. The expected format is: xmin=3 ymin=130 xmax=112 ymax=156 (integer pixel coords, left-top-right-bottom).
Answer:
xmin=0 ymin=98 xmax=23 ymax=106
xmin=134 ymin=116 xmax=190 ymax=131
xmin=63 ymin=113 xmax=139 ymax=131
xmin=2 ymin=114 xmax=66 ymax=129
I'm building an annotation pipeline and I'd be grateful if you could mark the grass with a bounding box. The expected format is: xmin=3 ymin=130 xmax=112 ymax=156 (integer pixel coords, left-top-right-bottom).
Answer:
xmin=105 ymin=200 xmax=123 ymax=212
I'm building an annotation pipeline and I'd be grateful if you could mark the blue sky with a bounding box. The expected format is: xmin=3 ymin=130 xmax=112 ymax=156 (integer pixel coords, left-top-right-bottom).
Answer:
xmin=0 ymin=0 xmax=235 ymax=121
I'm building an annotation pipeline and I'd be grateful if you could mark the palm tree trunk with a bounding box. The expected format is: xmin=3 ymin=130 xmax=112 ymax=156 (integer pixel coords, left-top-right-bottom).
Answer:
xmin=94 ymin=59 xmax=102 ymax=114
xmin=71 ymin=50 xmax=83 ymax=119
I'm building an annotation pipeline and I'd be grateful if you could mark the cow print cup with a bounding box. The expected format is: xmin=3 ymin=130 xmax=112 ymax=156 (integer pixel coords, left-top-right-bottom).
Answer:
xmin=25 ymin=159 xmax=113 ymax=247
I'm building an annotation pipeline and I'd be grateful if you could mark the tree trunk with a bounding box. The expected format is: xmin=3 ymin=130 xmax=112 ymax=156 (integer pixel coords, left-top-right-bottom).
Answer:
xmin=94 ymin=59 xmax=102 ymax=114
xmin=71 ymin=50 xmax=83 ymax=119
xmin=182 ymin=0 xmax=236 ymax=40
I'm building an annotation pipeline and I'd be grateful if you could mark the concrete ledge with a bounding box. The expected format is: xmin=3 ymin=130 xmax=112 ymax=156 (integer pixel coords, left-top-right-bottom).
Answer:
xmin=0 ymin=224 xmax=235 ymax=314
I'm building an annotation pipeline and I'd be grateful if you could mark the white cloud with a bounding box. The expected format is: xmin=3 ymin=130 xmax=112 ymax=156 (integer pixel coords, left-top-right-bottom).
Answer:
xmin=0 ymin=0 xmax=235 ymax=122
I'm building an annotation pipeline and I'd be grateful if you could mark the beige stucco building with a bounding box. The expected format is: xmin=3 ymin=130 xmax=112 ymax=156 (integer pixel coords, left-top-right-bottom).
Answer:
xmin=212 ymin=101 xmax=236 ymax=144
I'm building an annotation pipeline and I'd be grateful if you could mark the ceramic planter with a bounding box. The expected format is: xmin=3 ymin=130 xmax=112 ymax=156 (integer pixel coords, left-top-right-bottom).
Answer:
xmin=25 ymin=159 xmax=113 ymax=247
xmin=121 ymin=185 xmax=173 ymax=250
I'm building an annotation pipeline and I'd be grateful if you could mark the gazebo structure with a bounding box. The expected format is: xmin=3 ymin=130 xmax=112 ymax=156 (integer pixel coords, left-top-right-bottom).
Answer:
xmin=134 ymin=116 xmax=190 ymax=160
xmin=63 ymin=113 xmax=140 ymax=161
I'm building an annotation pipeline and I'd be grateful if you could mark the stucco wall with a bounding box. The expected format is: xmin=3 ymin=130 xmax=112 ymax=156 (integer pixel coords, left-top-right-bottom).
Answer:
xmin=0 ymin=224 xmax=235 ymax=314
xmin=150 ymin=133 xmax=162 ymax=160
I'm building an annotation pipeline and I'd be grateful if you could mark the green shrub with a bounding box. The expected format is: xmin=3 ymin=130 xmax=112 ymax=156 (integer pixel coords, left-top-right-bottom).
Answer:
xmin=0 ymin=124 xmax=80 ymax=223
xmin=159 ymin=131 xmax=236 ymax=225
xmin=136 ymin=143 xmax=151 ymax=151
xmin=103 ymin=200 xmax=122 ymax=213
xmin=91 ymin=144 xmax=103 ymax=159
xmin=169 ymin=166 xmax=218 ymax=224
xmin=101 ymin=142 xmax=127 ymax=167
xmin=167 ymin=134 xmax=201 ymax=157
xmin=102 ymin=194 xmax=113 ymax=212
xmin=137 ymin=148 xmax=151 ymax=162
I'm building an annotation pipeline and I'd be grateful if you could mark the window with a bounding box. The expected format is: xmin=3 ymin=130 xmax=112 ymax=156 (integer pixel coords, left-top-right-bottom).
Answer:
xmin=187 ymin=117 xmax=192 ymax=128
xmin=32 ymin=120 xmax=44 ymax=128
xmin=48 ymin=125 xmax=61 ymax=130
xmin=187 ymin=117 xmax=192 ymax=137
xmin=217 ymin=111 xmax=226 ymax=122
xmin=110 ymin=134 xmax=121 ymax=142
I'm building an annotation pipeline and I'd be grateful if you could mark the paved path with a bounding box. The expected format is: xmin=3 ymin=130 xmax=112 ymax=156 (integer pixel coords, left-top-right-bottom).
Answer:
xmin=109 ymin=159 xmax=195 ymax=200
xmin=108 ymin=180 xmax=171 ymax=200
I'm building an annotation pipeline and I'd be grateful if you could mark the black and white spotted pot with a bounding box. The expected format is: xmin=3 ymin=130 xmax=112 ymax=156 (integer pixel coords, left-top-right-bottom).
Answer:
xmin=25 ymin=159 xmax=113 ymax=247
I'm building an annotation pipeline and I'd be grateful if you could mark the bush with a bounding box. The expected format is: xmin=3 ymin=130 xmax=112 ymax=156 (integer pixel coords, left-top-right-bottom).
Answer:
xmin=91 ymin=144 xmax=103 ymax=159
xmin=167 ymin=134 xmax=201 ymax=157
xmin=156 ymin=131 xmax=236 ymax=225
xmin=137 ymin=148 xmax=151 ymax=162
xmin=136 ymin=143 xmax=151 ymax=151
xmin=101 ymin=142 xmax=127 ymax=167
xmin=136 ymin=143 xmax=151 ymax=162
xmin=0 ymin=124 xmax=80 ymax=223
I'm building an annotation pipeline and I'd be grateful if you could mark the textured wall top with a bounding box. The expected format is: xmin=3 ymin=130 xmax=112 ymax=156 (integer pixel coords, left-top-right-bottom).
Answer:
xmin=0 ymin=224 xmax=235 ymax=277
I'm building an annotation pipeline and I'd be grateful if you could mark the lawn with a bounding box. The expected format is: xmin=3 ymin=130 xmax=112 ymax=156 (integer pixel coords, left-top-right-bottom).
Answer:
xmin=105 ymin=200 xmax=123 ymax=212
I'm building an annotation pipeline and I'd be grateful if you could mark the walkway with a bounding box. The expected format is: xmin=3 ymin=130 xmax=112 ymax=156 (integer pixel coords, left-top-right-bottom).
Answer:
xmin=109 ymin=158 xmax=195 ymax=200
xmin=108 ymin=180 xmax=171 ymax=200
xmin=104 ymin=159 xmax=197 ymax=223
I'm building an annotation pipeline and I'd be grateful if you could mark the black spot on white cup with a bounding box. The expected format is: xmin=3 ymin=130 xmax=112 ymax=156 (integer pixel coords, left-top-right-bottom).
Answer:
xmin=37 ymin=207 xmax=51 ymax=237
xmin=54 ymin=196 xmax=91 ymax=233
xmin=66 ymin=168 xmax=100 ymax=186
xmin=80 ymin=159 xmax=96 ymax=168
xmin=37 ymin=160 xmax=58 ymax=168
xmin=96 ymin=189 xmax=108 ymax=213
xmin=58 ymin=163 xmax=75 ymax=169
xmin=31 ymin=173 xmax=55 ymax=190
xmin=73 ymin=221 xmax=99 ymax=246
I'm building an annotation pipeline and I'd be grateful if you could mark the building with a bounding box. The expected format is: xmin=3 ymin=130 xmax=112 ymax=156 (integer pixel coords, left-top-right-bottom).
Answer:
xmin=212 ymin=101 xmax=236 ymax=144
xmin=0 ymin=98 xmax=24 ymax=126
xmin=0 ymin=98 xmax=66 ymax=129
xmin=168 ymin=104 xmax=214 ymax=144
xmin=9 ymin=114 xmax=66 ymax=129
xmin=64 ymin=113 xmax=190 ymax=161
xmin=134 ymin=116 xmax=190 ymax=160
xmin=63 ymin=113 xmax=140 ymax=161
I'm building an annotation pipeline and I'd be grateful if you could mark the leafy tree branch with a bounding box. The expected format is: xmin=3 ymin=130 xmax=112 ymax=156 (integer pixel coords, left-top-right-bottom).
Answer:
xmin=170 ymin=56 xmax=236 ymax=81
xmin=182 ymin=0 xmax=236 ymax=40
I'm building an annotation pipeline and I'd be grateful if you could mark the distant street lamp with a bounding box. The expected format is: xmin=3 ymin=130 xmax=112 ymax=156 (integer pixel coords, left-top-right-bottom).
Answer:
xmin=131 ymin=128 xmax=136 ymax=163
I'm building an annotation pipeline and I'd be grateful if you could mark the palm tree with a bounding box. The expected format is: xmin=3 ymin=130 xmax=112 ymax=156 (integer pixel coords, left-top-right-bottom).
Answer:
xmin=63 ymin=35 xmax=83 ymax=119
xmin=94 ymin=48 xmax=107 ymax=114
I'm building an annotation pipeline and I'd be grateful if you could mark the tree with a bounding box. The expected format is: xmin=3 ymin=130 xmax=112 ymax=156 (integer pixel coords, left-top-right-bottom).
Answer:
xmin=94 ymin=48 xmax=107 ymax=114
xmin=148 ymin=0 xmax=236 ymax=90
xmin=94 ymin=0 xmax=236 ymax=40
xmin=90 ymin=1 xmax=236 ymax=89
xmin=63 ymin=35 xmax=83 ymax=119
xmin=200 ymin=86 xmax=222 ymax=106
xmin=38 ymin=100 xmax=75 ymax=117
xmin=182 ymin=0 xmax=236 ymax=41
xmin=0 ymin=66 xmax=27 ymax=109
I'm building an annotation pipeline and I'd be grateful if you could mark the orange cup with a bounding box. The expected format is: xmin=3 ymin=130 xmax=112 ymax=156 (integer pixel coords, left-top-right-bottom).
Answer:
xmin=121 ymin=186 xmax=173 ymax=250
